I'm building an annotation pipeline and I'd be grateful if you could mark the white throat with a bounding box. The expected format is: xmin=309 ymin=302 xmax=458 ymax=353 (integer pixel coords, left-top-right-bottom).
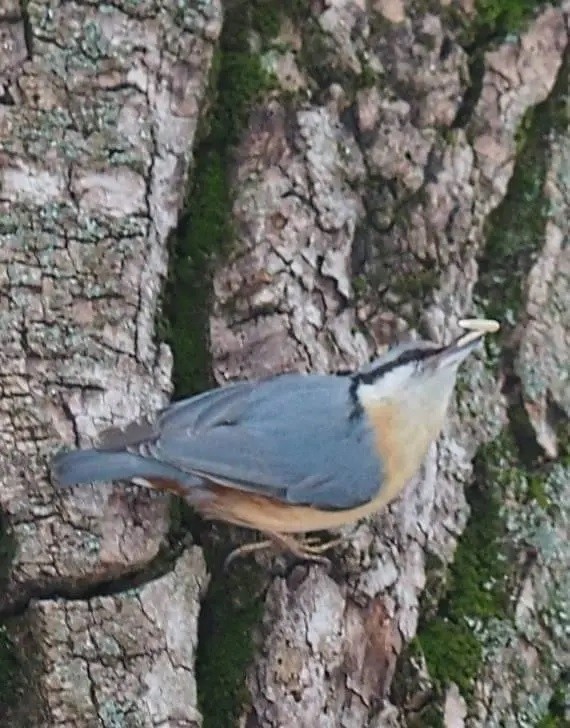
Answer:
xmin=357 ymin=364 xmax=457 ymax=424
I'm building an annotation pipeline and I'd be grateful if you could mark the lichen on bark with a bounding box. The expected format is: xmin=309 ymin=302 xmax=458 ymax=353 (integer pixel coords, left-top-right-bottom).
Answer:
xmin=476 ymin=45 xmax=570 ymax=328
xmin=1 ymin=0 xmax=222 ymax=723
xmin=402 ymin=21 xmax=569 ymax=728
xmin=163 ymin=2 xmax=277 ymax=724
xmin=204 ymin=1 xmax=568 ymax=726
xmin=1 ymin=0 xmax=568 ymax=725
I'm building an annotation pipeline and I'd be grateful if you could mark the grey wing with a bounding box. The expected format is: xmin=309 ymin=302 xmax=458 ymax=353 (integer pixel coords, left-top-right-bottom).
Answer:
xmin=151 ymin=374 xmax=384 ymax=510
xmin=96 ymin=380 xmax=256 ymax=451
xmin=158 ymin=380 xmax=258 ymax=432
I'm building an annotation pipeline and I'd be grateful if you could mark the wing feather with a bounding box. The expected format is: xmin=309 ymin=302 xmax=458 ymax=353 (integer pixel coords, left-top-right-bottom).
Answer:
xmin=158 ymin=380 xmax=256 ymax=432
xmin=152 ymin=374 xmax=383 ymax=510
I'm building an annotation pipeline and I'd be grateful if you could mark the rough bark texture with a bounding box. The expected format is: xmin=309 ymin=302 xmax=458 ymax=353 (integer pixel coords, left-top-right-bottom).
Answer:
xmin=208 ymin=2 xmax=569 ymax=727
xmin=0 ymin=0 xmax=220 ymax=724
xmin=1 ymin=0 xmax=568 ymax=727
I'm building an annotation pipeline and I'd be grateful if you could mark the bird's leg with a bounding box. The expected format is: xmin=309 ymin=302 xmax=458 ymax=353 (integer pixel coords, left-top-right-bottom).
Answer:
xmin=298 ymin=535 xmax=345 ymax=554
xmin=273 ymin=534 xmax=344 ymax=554
xmin=223 ymin=532 xmax=344 ymax=570
xmin=223 ymin=539 xmax=275 ymax=569
xmin=267 ymin=533 xmax=331 ymax=565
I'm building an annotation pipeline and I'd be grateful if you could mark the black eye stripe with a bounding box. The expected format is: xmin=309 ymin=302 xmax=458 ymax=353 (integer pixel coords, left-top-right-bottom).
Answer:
xmin=346 ymin=344 xmax=445 ymax=420
xmin=351 ymin=346 xmax=444 ymax=386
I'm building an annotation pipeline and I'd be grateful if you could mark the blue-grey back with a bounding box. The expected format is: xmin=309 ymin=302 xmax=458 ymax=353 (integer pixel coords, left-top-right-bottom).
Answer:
xmin=153 ymin=373 xmax=383 ymax=510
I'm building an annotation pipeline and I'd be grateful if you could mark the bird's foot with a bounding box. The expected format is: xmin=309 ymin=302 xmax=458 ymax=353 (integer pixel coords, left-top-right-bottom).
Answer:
xmin=223 ymin=533 xmax=343 ymax=570
xmin=296 ymin=535 xmax=344 ymax=555
xmin=223 ymin=539 xmax=276 ymax=570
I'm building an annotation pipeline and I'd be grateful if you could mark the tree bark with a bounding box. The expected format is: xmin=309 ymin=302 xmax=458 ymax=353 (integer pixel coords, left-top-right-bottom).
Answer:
xmin=0 ymin=0 xmax=221 ymax=724
xmin=209 ymin=3 xmax=569 ymax=726
xmin=1 ymin=1 xmax=568 ymax=727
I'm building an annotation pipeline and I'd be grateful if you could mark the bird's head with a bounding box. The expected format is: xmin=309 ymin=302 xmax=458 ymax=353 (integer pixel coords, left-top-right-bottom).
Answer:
xmin=353 ymin=319 xmax=499 ymax=415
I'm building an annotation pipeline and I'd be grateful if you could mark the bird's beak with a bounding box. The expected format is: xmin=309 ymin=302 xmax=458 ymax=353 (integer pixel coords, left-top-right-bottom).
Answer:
xmin=432 ymin=318 xmax=500 ymax=369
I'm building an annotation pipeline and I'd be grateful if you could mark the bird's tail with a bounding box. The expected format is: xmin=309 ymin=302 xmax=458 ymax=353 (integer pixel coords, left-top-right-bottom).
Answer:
xmin=50 ymin=448 xmax=193 ymax=489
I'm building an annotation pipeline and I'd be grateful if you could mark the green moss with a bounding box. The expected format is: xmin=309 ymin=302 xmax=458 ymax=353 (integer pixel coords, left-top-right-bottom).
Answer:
xmin=449 ymin=471 xmax=507 ymax=621
xmin=169 ymin=502 xmax=267 ymax=728
xmin=537 ymin=717 xmax=561 ymax=728
xmin=449 ymin=0 xmax=561 ymax=130
xmin=162 ymin=147 xmax=228 ymax=397
xmin=411 ymin=704 xmax=445 ymax=728
xmin=391 ymin=637 xmax=445 ymax=725
xmin=163 ymin=2 xmax=273 ymax=398
xmin=391 ymin=267 xmax=440 ymax=304
xmin=196 ymin=534 xmax=265 ymax=728
xmin=298 ymin=23 xmax=337 ymax=89
xmin=419 ymin=553 xmax=449 ymax=623
xmin=527 ymin=474 xmax=550 ymax=509
xmin=475 ymin=49 xmax=569 ymax=330
xmin=161 ymin=3 xmax=278 ymax=725
xmin=418 ymin=620 xmax=482 ymax=697
xmin=293 ymin=8 xmax=379 ymax=98
xmin=0 ymin=617 xmax=45 ymax=725
xmin=475 ymin=101 xmax=547 ymax=324
xmin=358 ymin=61 xmax=378 ymax=90
xmin=536 ymin=674 xmax=569 ymax=728
xmin=0 ymin=513 xmax=15 ymax=587
xmin=0 ymin=518 xmax=18 ymax=715
xmin=0 ymin=625 xmax=23 ymax=718
xmin=250 ymin=0 xmax=308 ymax=43
xmin=452 ymin=51 xmax=485 ymax=129
xmin=417 ymin=456 xmax=507 ymax=697
xmin=537 ymin=713 xmax=566 ymax=728
xmin=402 ymin=30 xmax=568 ymax=721
xmin=250 ymin=0 xmax=281 ymax=44
xmin=441 ymin=0 xmax=545 ymax=48
xmin=416 ymin=423 xmax=567 ymax=709
xmin=505 ymin=390 xmax=545 ymax=469
xmin=474 ymin=0 xmax=543 ymax=36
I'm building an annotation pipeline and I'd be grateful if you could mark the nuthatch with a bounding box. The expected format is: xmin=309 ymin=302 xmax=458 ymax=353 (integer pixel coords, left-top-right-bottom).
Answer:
xmin=51 ymin=318 xmax=499 ymax=565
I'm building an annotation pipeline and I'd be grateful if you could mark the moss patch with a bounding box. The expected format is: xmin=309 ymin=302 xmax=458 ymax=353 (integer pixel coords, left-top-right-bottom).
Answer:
xmin=0 ymin=625 xmax=23 ymax=718
xmin=416 ymin=450 xmax=508 ymax=697
xmin=0 ymin=512 xmax=15 ymax=587
xmin=0 ymin=515 xmax=22 ymax=722
xmin=169 ymin=502 xmax=267 ymax=728
xmin=0 ymin=625 xmax=21 ymax=723
xmin=388 ymin=2 xmax=568 ymax=722
xmin=417 ymin=620 xmax=482 ymax=698
xmin=161 ymin=2 xmax=277 ymax=726
xmin=196 ymin=532 xmax=266 ymax=728
xmin=170 ymin=500 xmax=267 ymax=728
xmin=474 ymin=0 xmax=544 ymax=37
xmin=249 ymin=0 xmax=308 ymax=45
xmin=474 ymin=48 xmax=569 ymax=330
xmin=0 ymin=616 xmax=45 ymax=726
xmin=163 ymin=1 xmax=273 ymax=399
xmin=442 ymin=0 xmax=546 ymax=49
xmin=415 ymin=422 xmax=568 ymax=713
xmin=536 ymin=673 xmax=569 ymax=728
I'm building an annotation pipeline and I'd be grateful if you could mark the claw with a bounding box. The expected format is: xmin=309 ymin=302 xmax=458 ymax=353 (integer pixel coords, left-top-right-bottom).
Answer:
xmin=223 ymin=532 xmax=344 ymax=570
xmin=223 ymin=539 xmax=274 ymax=570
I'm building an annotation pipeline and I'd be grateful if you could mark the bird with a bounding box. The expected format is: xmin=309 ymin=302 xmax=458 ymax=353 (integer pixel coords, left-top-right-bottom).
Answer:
xmin=50 ymin=318 xmax=499 ymax=566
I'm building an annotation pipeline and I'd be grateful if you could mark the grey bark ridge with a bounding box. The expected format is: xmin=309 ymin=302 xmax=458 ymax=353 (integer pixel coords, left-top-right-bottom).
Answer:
xmin=209 ymin=3 xmax=569 ymax=726
xmin=0 ymin=0 xmax=221 ymax=724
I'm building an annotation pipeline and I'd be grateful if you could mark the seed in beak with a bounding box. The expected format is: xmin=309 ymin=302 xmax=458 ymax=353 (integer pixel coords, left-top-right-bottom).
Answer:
xmin=458 ymin=318 xmax=500 ymax=334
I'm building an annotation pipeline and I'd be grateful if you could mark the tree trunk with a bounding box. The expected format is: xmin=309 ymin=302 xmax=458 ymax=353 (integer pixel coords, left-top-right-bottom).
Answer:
xmin=1 ymin=1 xmax=568 ymax=727
xmin=0 ymin=0 xmax=221 ymax=724
xmin=208 ymin=2 xmax=569 ymax=726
